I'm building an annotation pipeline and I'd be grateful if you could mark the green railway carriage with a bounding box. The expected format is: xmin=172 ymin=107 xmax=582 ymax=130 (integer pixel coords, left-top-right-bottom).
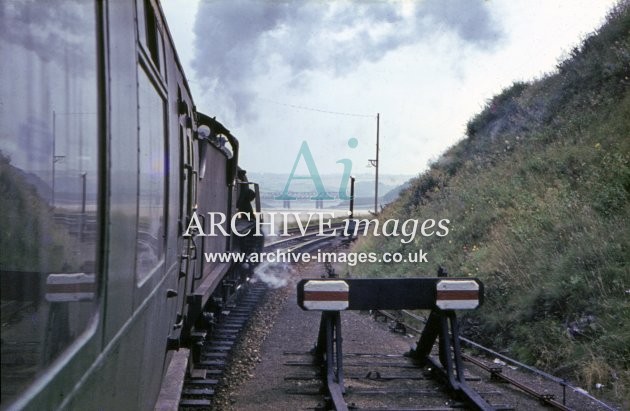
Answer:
xmin=0 ymin=1 xmax=258 ymax=409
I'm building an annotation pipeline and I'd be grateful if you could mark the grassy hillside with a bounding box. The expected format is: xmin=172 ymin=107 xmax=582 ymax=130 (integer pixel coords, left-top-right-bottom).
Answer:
xmin=351 ymin=2 xmax=629 ymax=401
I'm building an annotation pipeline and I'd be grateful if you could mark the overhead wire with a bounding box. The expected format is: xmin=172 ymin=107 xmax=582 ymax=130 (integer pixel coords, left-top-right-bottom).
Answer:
xmin=257 ymin=97 xmax=375 ymax=118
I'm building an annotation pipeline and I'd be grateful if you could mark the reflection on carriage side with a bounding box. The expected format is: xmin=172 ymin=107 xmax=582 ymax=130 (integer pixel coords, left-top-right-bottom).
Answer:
xmin=0 ymin=1 xmax=100 ymax=404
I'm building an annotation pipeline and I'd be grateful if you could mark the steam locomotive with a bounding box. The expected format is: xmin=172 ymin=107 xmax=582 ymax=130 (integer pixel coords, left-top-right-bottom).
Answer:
xmin=0 ymin=1 xmax=261 ymax=409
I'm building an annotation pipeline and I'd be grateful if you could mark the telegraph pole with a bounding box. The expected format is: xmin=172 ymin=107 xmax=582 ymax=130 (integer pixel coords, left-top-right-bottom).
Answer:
xmin=349 ymin=176 xmax=355 ymax=219
xmin=52 ymin=110 xmax=56 ymax=207
xmin=374 ymin=113 xmax=380 ymax=214
xmin=368 ymin=113 xmax=380 ymax=214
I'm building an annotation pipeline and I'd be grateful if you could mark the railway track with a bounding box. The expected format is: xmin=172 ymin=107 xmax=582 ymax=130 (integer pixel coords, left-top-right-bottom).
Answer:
xmin=371 ymin=310 xmax=618 ymax=411
xmin=179 ymin=283 xmax=268 ymax=409
xmin=173 ymin=224 xmax=619 ymax=411
xmin=213 ymin=255 xmax=526 ymax=411
xmin=265 ymin=221 xmax=349 ymax=246
xmin=177 ymin=237 xmax=511 ymax=411
xmin=177 ymin=228 xmax=344 ymax=410
xmin=282 ymin=349 xmax=512 ymax=410
xmin=280 ymin=308 xmax=616 ymax=411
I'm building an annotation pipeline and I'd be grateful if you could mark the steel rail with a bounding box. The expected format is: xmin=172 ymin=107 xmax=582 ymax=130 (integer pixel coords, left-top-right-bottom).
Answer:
xmin=265 ymin=220 xmax=364 ymax=250
xmin=376 ymin=310 xmax=619 ymax=411
xmin=462 ymin=353 xmax=571 ymax=411
xmin=263 ymin=227 xmax=338 ymax=250
xmin=281 ymin=220 xmax=347 ymax=236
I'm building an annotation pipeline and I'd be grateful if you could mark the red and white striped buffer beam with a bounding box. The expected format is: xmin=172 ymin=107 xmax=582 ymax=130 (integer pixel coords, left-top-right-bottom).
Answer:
xmin=45 ymin=273 xmax=96 ymax=302
xmin=298 ymin=278 xmax=483 ymax=311
xmin=300 ymin=280 xmax=349 ymax=311
xmin=435 ymin=280 xmax=480 ymax=310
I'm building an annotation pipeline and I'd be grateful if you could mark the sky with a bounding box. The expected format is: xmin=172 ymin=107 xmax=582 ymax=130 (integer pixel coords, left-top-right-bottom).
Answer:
xmin=161 ymin=0 xmax=618 ymax=178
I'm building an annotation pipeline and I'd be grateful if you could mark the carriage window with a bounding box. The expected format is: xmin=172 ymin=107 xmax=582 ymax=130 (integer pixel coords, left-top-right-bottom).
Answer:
xmin=155 ymin=27 xmax=166 ymax=77
xmin=136 ymin=67 xmax=166 ymax=283
xmin=0 ymin=0 xmax=99 ymax=405
xmin=137 ymin=0 xmax=166 ymax=78
xmin=136 ymin=0 xmax=147 ymax=46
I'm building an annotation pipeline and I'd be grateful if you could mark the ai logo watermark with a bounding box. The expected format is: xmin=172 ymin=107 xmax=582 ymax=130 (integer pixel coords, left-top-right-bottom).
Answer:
xmin=275 ymin=138 xmax=358 ymax=200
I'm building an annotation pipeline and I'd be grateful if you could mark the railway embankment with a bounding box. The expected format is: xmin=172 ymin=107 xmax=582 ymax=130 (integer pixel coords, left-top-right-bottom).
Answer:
xmin=351 ymin=2 xmax=629 ymax=406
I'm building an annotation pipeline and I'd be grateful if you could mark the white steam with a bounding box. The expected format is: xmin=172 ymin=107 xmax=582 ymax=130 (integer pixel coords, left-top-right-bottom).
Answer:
xmin=252 ymin=260 xmax=294 ymax=289
xmin=192 ymin=0 xmax=502 ymax=121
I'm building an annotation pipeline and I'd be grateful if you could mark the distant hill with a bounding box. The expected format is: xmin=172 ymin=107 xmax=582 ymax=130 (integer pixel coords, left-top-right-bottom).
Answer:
xmin=381 ymin=180 xmax=411 ymax=204
xmin=352 ymin=2 xmax=629 ymax=403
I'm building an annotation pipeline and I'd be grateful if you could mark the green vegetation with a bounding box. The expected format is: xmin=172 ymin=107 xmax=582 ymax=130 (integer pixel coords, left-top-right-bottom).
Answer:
xmin=351 ymin=2 xmax=629 ymax=402
xmin=0 ymin=152 xmax=78 ymax=273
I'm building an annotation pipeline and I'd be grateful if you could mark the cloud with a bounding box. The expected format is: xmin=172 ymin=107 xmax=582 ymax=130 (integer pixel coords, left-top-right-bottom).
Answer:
xmin=419 ymin=0 xmax=502 ymax=46
xmin=0 ymin=0 xmax=95 ymax=75
xmin=193 ymin=0 xmax=502 ymax=121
